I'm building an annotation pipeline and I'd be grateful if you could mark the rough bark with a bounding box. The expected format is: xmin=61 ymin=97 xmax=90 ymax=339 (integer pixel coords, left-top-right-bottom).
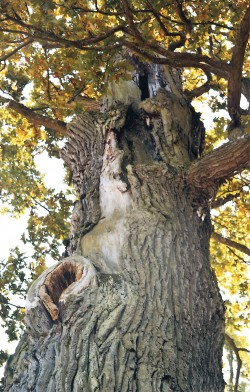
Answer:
xmin=4 ymin=66 xmax=226 ymax=392
xmin=186 ymin=135 xmax=250 ymax=193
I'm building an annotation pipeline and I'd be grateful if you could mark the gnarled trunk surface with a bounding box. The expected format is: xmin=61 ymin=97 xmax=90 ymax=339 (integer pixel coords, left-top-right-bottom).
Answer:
xmin=4 ymin=66 xmax=225 ymax=392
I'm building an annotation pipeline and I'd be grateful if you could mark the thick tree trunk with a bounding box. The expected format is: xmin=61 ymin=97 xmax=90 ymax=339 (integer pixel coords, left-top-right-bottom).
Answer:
xmin=3 ymin=67 xmax=225 ymax=392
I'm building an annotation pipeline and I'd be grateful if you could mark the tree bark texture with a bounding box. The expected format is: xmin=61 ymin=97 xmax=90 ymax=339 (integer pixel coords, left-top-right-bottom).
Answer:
xmin=4 ymin=68 xmax=226 ymax=392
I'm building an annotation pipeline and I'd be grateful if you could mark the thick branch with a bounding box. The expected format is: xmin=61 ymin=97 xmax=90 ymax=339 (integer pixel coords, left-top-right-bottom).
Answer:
xmin=0 ymin=96 xmax=67 ymax=135
xmin=211 ymin=232 xmax=250 ymax=256
xmin=124 ymin=40 xmax=230 ymax=78
xmin=1 ymin=8 xmax=232 ymax=80
xmin=228 ymin=6 xmax=250 ymax=125
xmin=186 ymin=135 xmax=250 ymax=191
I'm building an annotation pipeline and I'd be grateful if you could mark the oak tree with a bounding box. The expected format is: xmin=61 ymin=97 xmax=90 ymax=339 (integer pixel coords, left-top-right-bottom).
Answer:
xmin=0 ymin=1 xmax=249 ymax=391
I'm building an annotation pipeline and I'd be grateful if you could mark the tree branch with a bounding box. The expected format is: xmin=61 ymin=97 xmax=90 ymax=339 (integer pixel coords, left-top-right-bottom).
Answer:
xmin=211 ymin=232 xmax=250 ymax=256
xmin=71 ymin=3 xmax=123 ymax=16
xmin=228 ymin=6 xmax=250 ymax=126
xmin=75 ymin=25 xmax=128 ymax=47
xmin=238 ymin=347 xmax=250 ymax=354
xmin=124 ymin=40 xmax=230 ymax=78
xmin=211 ymin=192 xmax=240 ymax=209
xmin=186 ymin=135 xmax=250 ymax=191
xmin=0 ymin=96 xmax=67 ymax=136
xmin=2 ymin=12 xmax=128 ymax=49
xmin=120 ymin=0 xmax=142 ymax=40
xmin=142 ymin=0 xmax=184 ymax=41
xmin=224 ymin=333 xmax=250 ymax=392
xmin=184 ymin=72 xmax=212 ymax=100
xmin=1 ymin=8 xmax=233 ymax=80
xmin=192 ymin=21 xmax=235 ymax=30
xmin=31 ymin=197 xmax=52 ymax=214
xmin=227 ymin=246 xmax=249 ymax=264
xmin=3 ymin=301 xmax=24 ymax=310
xmin=0 ymin=38 xmax=33 ymax=62
xmin=174 ymin=0 xmax=192 ymax=33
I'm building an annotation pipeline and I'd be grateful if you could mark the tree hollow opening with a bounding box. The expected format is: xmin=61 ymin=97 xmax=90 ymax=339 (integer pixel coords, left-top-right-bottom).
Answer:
xmin=139 ymin=73 xmax=150 ymax=100
xmin=40 ymin=261 xmax=84 ymax=319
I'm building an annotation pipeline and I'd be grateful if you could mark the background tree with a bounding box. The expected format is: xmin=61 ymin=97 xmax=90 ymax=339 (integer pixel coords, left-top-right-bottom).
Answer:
xmin=0 ymin=1 xmax=249 ymax=391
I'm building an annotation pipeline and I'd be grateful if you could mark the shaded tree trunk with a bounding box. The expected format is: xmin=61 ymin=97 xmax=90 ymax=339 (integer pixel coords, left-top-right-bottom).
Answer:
xmin=3 ymin=65 xmax=225 ymax=391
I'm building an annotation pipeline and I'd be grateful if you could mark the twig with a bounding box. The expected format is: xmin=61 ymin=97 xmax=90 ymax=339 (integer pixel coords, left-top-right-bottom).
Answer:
xmin=2 ymin=301 xmax=25 ymax=310
xmin=0 ymin=38 xmax=33 ymax=62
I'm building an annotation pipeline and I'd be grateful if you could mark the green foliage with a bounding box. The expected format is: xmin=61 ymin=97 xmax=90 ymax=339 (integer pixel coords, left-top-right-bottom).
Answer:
xmin=0 ymin=249 xmax=30 ymax=341
xmin=211 ymin=171 xmax=250 ymax=388
xmin=0 ymin=351 xmax=9 ymax=368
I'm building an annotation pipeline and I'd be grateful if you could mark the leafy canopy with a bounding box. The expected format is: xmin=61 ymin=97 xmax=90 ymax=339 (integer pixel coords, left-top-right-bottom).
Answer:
xmin=0 ymin=0 xmax=249 ymax=388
